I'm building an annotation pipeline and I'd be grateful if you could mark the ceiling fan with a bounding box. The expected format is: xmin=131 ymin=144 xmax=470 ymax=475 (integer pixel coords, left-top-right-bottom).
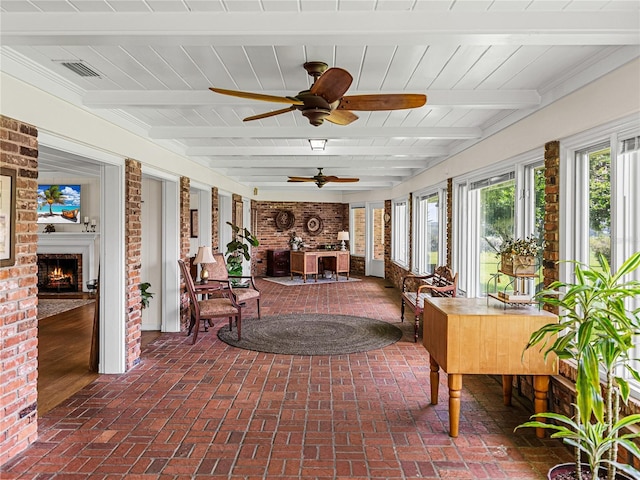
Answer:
xmin=287 ymin=168 xmax=359 ymax=188
xmin=210 ymin=61 xmax=427 ymax=126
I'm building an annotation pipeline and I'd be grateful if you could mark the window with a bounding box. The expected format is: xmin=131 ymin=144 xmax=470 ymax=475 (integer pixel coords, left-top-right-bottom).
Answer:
xmin=562 ymin=123 xmax=640 ymax=398
xmin=350 ymin=205 xmax=365 ymax=256
xmin=391 ymin=198 xmax=408 ymax=266
xmin=413 ymin=191 xmax=441 ymax=274
xmin=471 ymin=172 xmax=516 ymax=296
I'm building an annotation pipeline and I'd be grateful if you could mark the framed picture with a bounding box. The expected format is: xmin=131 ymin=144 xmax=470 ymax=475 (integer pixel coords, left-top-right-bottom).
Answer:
xmin=234 ymin=201 xmax=243 ymax=230
xmin=0 ymin=167 xmax=17 ymax=267
xmin=190 ymin=209 xmax=198 ymax=238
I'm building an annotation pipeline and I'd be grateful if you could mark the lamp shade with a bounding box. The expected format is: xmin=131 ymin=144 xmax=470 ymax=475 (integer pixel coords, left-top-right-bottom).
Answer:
xmin=194 ymin=246 xmax=216 ymax=264
xmin=337 ymin=231 xmax=349 ymax=241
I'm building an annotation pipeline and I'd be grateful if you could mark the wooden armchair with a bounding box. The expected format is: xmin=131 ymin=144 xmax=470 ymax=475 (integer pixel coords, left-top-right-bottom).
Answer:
xmin=401 ymin=265 xmax=458 ymax=342
xmin=178 ymin=259 xmax=242 ymax=344
xmin=203 ymin=253 xmax=261 ymax=319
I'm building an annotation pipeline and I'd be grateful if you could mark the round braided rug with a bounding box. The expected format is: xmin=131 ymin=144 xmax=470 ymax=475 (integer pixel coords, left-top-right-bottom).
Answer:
xmin=217 ymin=314 xmax=402 ymax=355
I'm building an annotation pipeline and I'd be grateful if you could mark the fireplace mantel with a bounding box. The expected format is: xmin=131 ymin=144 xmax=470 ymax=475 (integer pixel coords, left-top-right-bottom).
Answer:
xmin=38 ymin=233 xmax=100 ymax=292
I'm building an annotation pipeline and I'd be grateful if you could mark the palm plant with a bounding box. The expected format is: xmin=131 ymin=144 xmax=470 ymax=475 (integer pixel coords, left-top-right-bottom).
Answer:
xmin=225 ymin=222 xmax=259 ymax=277
xmin=38 ymin=185 xmax=65 ymax=216
xmin=516 ymin=251 xmax=640 ymax=479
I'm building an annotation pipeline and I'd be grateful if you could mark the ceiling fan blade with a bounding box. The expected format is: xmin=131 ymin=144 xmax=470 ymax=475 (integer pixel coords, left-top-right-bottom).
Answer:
xmin=326 ymin=177 xmax=360 ymax=183
xmin=310 ymin=67 xmax=353 ymax=104
xmin=287 ymin=177 xmax=317 ymax=182
xmin=337 ymin=94 xmax=426 ymax=111
xmin=243 ymin=106 xmax=297 ymax=122
xmin=326 ymin=109 xmax=359 ymax=126
xmin=209 ymin=87 xmax=303 ymax=105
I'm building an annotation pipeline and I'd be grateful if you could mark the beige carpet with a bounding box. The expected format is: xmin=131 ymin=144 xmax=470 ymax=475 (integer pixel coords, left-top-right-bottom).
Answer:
xmin=37 ymin=299 xmax=95 ymax=320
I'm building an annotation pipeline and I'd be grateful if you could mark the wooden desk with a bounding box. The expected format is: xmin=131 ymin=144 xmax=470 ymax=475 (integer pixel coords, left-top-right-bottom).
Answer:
xmin=290 ymin=250 xmax=350 ymax=282
xmin=422 ymin=297 xmax=558 ymax=438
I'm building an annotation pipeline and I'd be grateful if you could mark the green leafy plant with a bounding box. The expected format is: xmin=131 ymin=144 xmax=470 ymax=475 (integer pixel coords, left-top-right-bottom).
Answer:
xmin=225 ymin=222 xmax=259 ymax=277
xmin=516 ymin=251 xmax=640 ymax=479
xmin=140 ymin=282 xmax=154 ymax=309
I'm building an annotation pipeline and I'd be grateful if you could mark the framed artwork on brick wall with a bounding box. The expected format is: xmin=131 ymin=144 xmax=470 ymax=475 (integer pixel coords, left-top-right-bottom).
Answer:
xmin=0 ymin=167 xmax=17 ymax=267
xmin=234 ymin=201 xmax=243 ymax=230
xmin=190 ymin=209 xmax=198 ymax=238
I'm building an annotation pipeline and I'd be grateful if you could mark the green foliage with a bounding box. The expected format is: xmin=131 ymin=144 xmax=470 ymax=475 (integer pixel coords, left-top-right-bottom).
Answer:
xmin=480 ymin=180 xmax=515 ymax=243
xmin=516 ymin=251 xmax=640 ymax=479
xmin=589 ymin=149 xmax=611 ymax=235
xmin=140 ymin=282 xmax=154 ymax=309
xmin=38 ymin=185 xmax=66 ymax=216
xmin=225 ymin=222 xmax=259 ymax=276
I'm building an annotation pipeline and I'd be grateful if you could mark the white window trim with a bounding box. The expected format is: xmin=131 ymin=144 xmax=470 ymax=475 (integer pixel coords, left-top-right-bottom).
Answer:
xmin=349 ymin=203 xmax=365 ymax=257
xmin=391 ymin=196 xmax=409 ymax=268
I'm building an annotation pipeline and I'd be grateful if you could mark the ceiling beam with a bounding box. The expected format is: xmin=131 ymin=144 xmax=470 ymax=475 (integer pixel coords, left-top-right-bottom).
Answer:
xmin=152 ymin=127 xmax=481 ymax=140
xmin=2 ymin=12 xmax=638 ymax=46
xmin=186 ymin=146 xmax=448 ymax=156
xmin=204 ymin=158 xmax=430 ymax=168
xmin=84 ymin=90 xmax=540 ymax=109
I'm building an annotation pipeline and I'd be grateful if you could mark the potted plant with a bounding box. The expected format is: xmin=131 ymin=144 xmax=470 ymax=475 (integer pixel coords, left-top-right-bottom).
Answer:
xmin=498 ymin=235 xmax=543 ymax=275
xmin=225 ymin=221 xmax=259 ymax=277
xmin=516 ymin=251 xmax=640 ymax=480
xmin=140 ymin=282 xmax=154 ymax=309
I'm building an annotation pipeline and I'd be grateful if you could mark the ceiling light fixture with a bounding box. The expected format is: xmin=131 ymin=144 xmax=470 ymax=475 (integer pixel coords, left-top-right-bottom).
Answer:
xmin=309 ymin=139 xmax=327 ymax=151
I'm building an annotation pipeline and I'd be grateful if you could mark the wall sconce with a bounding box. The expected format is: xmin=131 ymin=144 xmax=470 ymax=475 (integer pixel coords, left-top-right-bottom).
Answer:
xmin=337 ymin=231 xmax=349 ymax=251
xmin=309 ymin=139 xmax=327 ymax=151
xmin=194 ymin=246 xmax=216 ymax=283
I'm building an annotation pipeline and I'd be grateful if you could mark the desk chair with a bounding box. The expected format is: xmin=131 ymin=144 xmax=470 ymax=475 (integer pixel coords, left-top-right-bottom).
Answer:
xmin=178 ymin=259 xmax=242 ymax=344
xmin=203 ymin=253 xmax=261 ymax=319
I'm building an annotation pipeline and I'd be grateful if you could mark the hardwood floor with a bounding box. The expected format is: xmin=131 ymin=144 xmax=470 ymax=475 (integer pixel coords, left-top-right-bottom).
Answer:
xmin=37 ymin=303 xmax=98 ymax=415
xmin=37 ymin=302 xmax=161 ymax=416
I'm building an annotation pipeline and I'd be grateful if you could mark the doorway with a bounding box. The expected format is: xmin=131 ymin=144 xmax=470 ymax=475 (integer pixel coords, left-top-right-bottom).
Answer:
xmin=366 ymin=202 xmax=385 ymax=278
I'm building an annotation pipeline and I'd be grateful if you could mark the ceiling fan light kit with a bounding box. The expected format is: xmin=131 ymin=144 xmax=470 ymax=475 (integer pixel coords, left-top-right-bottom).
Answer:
xmin=209 ymin=61 xmax=427 ymax=127
xmin=308 ymin=139 xmax=327 ymax=151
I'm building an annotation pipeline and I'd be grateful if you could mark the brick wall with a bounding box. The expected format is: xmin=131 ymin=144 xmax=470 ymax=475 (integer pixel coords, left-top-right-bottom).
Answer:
xmin=179 ymin=177 xmax=190 ymax=330
xmin=0 ymin=116 xmax=39 ymax=464
xmin=543 ymin=140 xmax=560 ymax=309
xmin=211 ymin=187 xmax=219 ymax=249
xmin=251 ymin=201 xmax=347 ymax=277
xmin=124 ymin=159 xmax=142 ymax=370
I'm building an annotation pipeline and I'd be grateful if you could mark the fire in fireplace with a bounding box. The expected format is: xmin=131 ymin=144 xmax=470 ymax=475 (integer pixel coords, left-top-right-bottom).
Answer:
xmin=37 ymin=254 xmax=82 ymax=293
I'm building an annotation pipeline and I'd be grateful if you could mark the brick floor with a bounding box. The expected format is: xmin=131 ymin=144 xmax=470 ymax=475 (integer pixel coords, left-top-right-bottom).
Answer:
xmin=2 ymin=276 xmax=571 ymax=479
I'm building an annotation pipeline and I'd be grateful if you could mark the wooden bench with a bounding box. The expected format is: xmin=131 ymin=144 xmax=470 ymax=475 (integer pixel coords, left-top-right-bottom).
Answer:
xmin=401 ymin=266 xmax=458 ymax=342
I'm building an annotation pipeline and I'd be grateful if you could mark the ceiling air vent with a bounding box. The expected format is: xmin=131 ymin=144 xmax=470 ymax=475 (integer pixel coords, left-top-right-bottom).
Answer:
xmin=58 ymin=61 xmax=101 ymax=78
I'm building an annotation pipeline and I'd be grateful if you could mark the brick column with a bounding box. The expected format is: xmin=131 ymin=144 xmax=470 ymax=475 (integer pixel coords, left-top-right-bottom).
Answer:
xmin=180 ymin=177 xmax=190 ymax=261
xmin=179 ymin=177 xmax=190 ymax=330
xmin=384 ymin=199 xmax=391 ymax=279
xmin=543 ymin=140 xmax=560 ymax=314
xmin=0 ymin=116 xmax=39 ymax=464
xmin=447 ymin=178 xmax=453 ymax=268
xmin=211 ymin=187 xmax=219 ymax=251
xmin=124 ymin=159 xmax=142 ymax=370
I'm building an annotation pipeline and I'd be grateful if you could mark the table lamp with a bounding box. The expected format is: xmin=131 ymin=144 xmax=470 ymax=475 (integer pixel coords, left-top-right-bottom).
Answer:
xmin=194 ymin=246 xmax=216 ymax=282
xmin=337 ymin=231 xmax=349 ymax=251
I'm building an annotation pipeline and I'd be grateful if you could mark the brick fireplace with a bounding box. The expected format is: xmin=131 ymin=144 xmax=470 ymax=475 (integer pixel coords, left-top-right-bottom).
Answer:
xmin=37 ymin=253 xmax=82 ymax=293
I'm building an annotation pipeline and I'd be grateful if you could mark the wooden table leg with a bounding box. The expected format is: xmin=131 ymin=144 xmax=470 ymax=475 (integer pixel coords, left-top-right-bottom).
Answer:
xmin=533 ymin=375 xmax=550 ymax=438
xmin=502 ymin=374 xmax=513 ymax=406
xmin=429 ymin=356 xmax=439 ymax=405
xmin=414 ymin=312 xmax=420 ymax=343
xmin=448 ymin=373 xmax=462 ymax=437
